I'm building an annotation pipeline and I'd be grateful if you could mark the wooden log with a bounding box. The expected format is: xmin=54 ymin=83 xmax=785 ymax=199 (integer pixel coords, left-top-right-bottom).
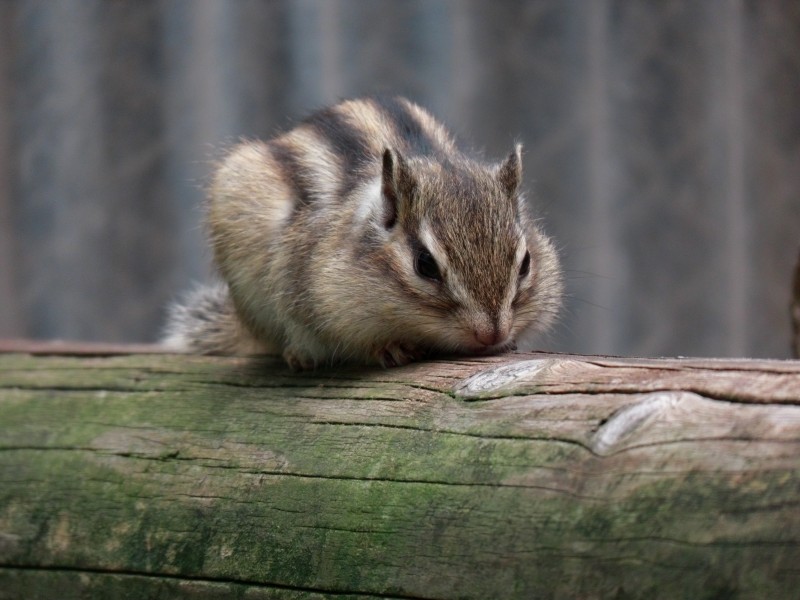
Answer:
xmin=1 ymin=347 xmax=799 ymax=599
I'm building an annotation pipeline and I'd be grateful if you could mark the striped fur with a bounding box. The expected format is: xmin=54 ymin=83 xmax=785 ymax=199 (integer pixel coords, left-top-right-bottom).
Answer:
xmin=164 ymin=96 xmax=562 ymax=369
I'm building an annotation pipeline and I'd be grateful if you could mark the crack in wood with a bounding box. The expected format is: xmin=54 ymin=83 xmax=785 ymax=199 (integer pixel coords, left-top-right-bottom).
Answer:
xmin=0 ymin=565 xmax=429 ymax=599
xmin=303 ymin=419 xmax=598 ymax=453
xmin=453 ymin=383 xmax=800 ymax=407
xmin=452 ymin=356 xmax=800 ymax=405
xmin=0 ymin=445 xmax=605 ymax=498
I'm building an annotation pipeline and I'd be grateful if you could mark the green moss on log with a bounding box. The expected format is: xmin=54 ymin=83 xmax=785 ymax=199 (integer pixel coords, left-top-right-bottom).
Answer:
xmin=2 ymin=352 xmax=800 ymax=599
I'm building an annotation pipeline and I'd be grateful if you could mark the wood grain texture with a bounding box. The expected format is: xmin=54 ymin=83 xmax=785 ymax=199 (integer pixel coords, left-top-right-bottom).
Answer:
xmin=1 ymin=349 xmax=799 ymax=599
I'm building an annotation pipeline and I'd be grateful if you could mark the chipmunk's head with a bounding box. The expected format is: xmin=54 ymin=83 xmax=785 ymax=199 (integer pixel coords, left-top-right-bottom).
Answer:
xmin=380 ymin=144 xmax=562 ymax=355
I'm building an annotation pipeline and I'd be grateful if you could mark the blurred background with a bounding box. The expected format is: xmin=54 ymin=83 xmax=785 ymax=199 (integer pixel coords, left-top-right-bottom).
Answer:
xmin=0 ymin=0 xmax=798 ymax=358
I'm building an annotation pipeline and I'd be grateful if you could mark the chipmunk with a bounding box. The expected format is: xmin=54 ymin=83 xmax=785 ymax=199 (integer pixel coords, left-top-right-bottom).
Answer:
xmin=163 ymin=96 xmax=562 ymax=369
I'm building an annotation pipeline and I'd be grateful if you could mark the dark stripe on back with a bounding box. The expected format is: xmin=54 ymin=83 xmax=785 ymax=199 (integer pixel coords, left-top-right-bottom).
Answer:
xmin=269 ymin=139 xmax=314 ymax=212
xmin=373 ymin=96 xmax=444 ymax=159
xmin=267 ymin=139 xmax=320 ymax=321
xmin=304 ymin=106 xmax=374 ymax=198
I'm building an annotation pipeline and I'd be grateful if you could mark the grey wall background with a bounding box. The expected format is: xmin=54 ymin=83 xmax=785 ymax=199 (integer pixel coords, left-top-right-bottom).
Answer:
xmin=0 ymin=0 xmax=798 ymax=358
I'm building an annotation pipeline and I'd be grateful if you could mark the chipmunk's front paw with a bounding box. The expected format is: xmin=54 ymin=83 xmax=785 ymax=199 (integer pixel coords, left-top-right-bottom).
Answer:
xmin=473 ymin=339 xmax=518 ymax=356
xmin=376 ymin=342 xmax=423 ymax=368
xmin=282 ymin=348 xmax=317 ymax=371
xmin=495 ymin=339 xmax=518 ymax=354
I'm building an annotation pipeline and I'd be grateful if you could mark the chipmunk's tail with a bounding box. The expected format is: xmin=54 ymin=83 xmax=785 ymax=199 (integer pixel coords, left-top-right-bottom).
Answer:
xmin=161 ymin=282 xmax=268 ymax=355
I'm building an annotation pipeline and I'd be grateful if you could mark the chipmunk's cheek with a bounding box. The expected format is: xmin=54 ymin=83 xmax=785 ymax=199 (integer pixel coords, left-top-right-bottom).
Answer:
xmin=448 ymin=322 xmax=484 ymax=353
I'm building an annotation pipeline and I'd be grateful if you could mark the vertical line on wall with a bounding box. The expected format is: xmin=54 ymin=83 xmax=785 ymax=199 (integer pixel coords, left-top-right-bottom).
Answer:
xmin=586 ymin=0 xmax=622 ymax=354
xmin=15 ymin=0 xmax=107 ymax=338
xmin=724 ymin=0 xmax=748 ymax=355
xmin=713 ymin=0 xmax=749 ymax=355
xmin=447 ymin=1 xmax=480 ymax=131
xmin=161 ymin=0 xmax=241 ymax=285
xmin=0 ymin=2 xmax=21 ymax=336
xmin=318 ymin=0 xmax=343 ymax=103
xmin=412 ymin=0 xmax=453 ymax=118
xmin=288 ymin=0 xmax=343 ymax=110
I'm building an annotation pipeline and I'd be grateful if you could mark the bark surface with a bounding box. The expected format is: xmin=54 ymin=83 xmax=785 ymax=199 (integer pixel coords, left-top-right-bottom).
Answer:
xmin=1 ymin=348 xmax=799 ymax=599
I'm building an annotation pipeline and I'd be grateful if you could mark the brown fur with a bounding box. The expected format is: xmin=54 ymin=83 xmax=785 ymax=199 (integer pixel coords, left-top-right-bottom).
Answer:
xmin=163 ymin=96 xmax=562 ymax=369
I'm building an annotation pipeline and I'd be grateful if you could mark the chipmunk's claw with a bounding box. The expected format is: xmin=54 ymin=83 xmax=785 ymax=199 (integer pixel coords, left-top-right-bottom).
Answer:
xmin=377 ymin=342 xmax=423 ymax=368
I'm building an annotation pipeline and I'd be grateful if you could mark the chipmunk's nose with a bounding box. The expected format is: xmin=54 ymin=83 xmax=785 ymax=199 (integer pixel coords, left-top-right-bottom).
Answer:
xmin=473 ymin=325 xmax=507 ymax=347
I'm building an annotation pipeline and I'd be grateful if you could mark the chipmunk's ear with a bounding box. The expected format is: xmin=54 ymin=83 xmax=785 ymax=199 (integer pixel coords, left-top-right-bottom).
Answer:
xmin=381 ymin=148 xmax=417 ymax=229
xmin=497 ymin=143 xmax=523 ymax=199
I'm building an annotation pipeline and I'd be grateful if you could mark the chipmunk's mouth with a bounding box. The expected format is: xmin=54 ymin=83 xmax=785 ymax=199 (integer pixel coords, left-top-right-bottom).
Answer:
xmin=468 ymin=325 xmax=514 ymax=352
xmin=467 ymin=339 xmax=517 ymax=355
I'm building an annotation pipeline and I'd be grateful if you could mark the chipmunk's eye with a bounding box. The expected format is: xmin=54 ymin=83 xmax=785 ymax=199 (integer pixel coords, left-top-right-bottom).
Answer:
xmin=415 ymin=246 xmax=442 ymax=282
xmin=519 ymin=250 xmax=531 ymax=279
